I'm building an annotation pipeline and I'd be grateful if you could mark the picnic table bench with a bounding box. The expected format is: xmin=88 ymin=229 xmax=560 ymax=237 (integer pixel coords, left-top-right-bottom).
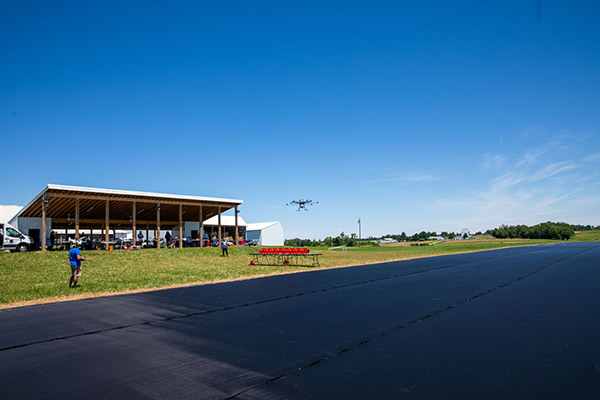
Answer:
xmin=250 ymin=248 xmax=322 ymax=267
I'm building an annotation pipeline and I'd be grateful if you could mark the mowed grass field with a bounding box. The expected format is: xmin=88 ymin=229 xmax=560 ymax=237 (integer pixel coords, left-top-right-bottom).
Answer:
xmin=0 ymin=234 xmax=596 ymax=309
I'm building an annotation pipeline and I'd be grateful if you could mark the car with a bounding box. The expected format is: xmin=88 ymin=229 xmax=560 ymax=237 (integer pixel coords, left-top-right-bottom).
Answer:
xmin=0 ymin=222 xmax=34 ymax=252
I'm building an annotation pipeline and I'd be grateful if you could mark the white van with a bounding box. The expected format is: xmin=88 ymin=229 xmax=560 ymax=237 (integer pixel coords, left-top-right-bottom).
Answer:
xmin=0 ymin=222 xmax=33 ymax=252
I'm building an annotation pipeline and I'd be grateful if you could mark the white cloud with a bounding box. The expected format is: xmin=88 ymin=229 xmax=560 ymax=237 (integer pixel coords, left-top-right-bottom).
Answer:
xmin=374 ymin=175 xmax=437 ymax=183
xmin=426 ymin=139 xmax=596 ymax=231
xmin=481 ymin=153 xmax=506 ymax=169
xmin=583 ymin=153 xmax=600 ymax=162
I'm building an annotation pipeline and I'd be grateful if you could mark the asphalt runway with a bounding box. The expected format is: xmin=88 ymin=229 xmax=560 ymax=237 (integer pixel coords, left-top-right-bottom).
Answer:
xmin=1 ymin=242 xmax=599 ymax=399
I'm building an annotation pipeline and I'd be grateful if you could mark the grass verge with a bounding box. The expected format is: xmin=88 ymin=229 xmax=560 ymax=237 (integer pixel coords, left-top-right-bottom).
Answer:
xmin=0 ymin=237 xmax=590 ymax=309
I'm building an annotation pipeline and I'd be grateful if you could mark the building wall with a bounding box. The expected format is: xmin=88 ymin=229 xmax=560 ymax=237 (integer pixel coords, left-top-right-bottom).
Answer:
xmin=169 ymin=221 xmax=201 ymax=239
xmin=247 ymin=223 xmax=284 ymax=246
xmin=170 ymin=222 xmax=247 ymax=240
xmin=262 ymin=223 xmax=284 ymax=245
xmin=11 ymin=217 xmax=52 ymax=242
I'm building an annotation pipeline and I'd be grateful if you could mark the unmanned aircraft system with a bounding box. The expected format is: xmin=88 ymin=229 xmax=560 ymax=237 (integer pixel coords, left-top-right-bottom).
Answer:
xmin=287 ymin=199 xmax=318 ymax=211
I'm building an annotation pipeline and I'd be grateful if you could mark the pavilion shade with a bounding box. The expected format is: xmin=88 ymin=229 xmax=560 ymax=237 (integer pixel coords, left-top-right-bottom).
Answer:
xmin=17 ymin=186 xmax=240 ymax=230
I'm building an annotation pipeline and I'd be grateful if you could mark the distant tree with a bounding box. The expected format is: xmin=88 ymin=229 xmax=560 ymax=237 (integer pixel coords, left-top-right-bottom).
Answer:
xmin=489 ymin=222 xmax=574 ymax=240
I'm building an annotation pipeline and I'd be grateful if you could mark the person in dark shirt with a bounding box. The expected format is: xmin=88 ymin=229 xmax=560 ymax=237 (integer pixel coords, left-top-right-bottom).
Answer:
xmin=221 ymin=238 xmax=229 ymax=256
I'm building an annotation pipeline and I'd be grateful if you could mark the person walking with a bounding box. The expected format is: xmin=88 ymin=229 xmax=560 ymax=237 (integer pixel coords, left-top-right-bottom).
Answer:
xmin=165 ymin=231 xmax=172 ymax=248
xmin=221 ymin=238 xmax=229 ymax=257
xmin=68 ymin=242 xmax=85 ymax=288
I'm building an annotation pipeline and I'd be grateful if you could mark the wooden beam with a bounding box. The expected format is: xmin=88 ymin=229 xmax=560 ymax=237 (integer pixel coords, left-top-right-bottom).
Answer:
xmin=41 ymin=196 xmax=47 ymax=252
xmin=199 ymin=205 xmax=203 ymax=248
xmin=218 ymin=206 xmax=222 ymax=246
xmin=179 ymin=204 xmax=183 ymax=249
xmin=105 ymin=199 xmax=110 ymax=250
xmin=132 ymin=201 xmax=137 ymax=246
xmin=52 ymin=218 xmax=180 ymax=226
xmin=75 ymin=197 xmax=80 ymax=241
xmin=45 ymin=192 xmax=239 ymax=208
xmin=156 ymin=203 xmax=161 ymax=249
xmin=235 ymin=206 xmax=239 ymax=246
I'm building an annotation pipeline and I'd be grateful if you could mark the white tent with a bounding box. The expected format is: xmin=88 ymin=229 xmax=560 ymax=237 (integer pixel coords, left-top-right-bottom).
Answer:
xmin=0 ymin=205 xmax=22 ymax=224
xmin=246 ymin=222 xmax=284 ymax=246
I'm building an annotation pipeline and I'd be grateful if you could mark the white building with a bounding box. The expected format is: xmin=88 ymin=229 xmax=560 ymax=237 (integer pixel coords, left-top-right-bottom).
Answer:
xmin=0 ymin=205 xmax=22 ymax=224
xmin=173 ymin=215 xmax=248 ymax=240
xmin=246 ymin=222 xmax=284 ymax=246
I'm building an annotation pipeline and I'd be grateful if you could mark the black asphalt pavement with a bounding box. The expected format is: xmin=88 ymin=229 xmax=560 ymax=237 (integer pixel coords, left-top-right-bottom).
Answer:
xmin=1 ymin=242 xmax=599 ymax=399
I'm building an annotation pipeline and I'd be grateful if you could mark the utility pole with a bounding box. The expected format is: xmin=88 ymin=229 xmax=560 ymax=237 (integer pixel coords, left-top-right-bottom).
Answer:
xmin=358 ymin=218 xmax=361 ymax=247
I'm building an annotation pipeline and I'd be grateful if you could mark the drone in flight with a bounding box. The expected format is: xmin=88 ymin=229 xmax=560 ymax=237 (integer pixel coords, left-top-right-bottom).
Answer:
xmin=287 ymin=199 xmax=319 ymax=211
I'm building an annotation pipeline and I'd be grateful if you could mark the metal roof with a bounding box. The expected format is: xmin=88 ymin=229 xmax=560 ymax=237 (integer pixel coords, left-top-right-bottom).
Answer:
xmin=246 ymin=222 xmax=280 ymax=231
xmin=14 ymin=184 xmax=243 ymax=230
xmin=0 ymin=205 xmax=23 ymax=224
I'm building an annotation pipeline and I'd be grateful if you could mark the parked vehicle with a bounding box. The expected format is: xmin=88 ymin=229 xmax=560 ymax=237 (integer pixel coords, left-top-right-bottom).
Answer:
xmin=0 ymin=222 xmax=33 ymax=252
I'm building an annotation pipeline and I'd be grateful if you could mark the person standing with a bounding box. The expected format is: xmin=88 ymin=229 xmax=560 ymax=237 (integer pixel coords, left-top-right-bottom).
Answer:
xmin=68 ymin=242 xmax=85 ymax=288
xmin=165 ymin=231 xmax=172 ymax=248
xmin=50 ymin=231 xmax=56 ymax=250
xmin=137 ymin=231 xmax=144 ymax=245
xmin=221 ymin=238 xmax=229 ymax=257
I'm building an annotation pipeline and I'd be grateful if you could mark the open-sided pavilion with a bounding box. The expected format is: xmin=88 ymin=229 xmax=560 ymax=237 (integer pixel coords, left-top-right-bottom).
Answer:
xmin=14 ymin=184 xmax=243 ymax=250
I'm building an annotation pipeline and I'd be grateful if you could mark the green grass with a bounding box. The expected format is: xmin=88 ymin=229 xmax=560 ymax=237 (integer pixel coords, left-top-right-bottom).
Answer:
xmin=573 ymin=230 xmax=600 ymax=241
xmin=0 ymin=237 xmax=592 ymax=308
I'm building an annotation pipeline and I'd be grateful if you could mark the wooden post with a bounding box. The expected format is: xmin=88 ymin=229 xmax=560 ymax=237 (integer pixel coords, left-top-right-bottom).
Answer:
xmin=132 ymin=201 xmax=137 ymax=246
xmin=179 ymin=204 xmax=183 ymax=249
xmin=218 ymin=206 xmax=222 ymax=245
xmin=105 ymin=199 xmax=110 ymax=250
xmin=146 ymin=224 xmax=149 ymax=248
xmin=199 ymin=205 xmax=203 ymax=248
xmin=235 ymin=206 xmax=239 ymax=246
xmin=156 ymin=203 xmax=161 ymax=248
xmin=75 ymin=197 xmax=80 ymax=242
xmin=41 ymin=196 xmax=47 ymax=252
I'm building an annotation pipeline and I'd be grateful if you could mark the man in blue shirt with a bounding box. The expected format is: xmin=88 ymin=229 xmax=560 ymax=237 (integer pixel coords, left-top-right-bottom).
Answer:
xmin=68 ymin=242 xmax=85 ymax=288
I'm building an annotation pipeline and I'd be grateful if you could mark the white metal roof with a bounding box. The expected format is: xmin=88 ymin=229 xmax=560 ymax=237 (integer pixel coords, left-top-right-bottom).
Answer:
xmin=246 ymin=222 xmax=280 ymax=231
xmin=13 ymin=184 xmax=243 ymax=223
xmin=45 ymin=184 xmax=243 ymax=204
xmin=0 ymin=205 xmax=23 ymax=224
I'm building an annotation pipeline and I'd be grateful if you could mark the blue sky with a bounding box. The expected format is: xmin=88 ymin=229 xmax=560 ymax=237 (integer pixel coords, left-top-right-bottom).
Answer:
xmin=1 ymin=1 xmax=599 ymax=239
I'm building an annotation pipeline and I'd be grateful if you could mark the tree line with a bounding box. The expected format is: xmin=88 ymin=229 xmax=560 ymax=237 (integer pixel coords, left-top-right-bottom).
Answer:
xmin=285 ymin=223 xmax=596 ymax=247
xmin=285 ymin=232 xmax=377 ymax=247
xmin=486 ymin=221 xmax=575 ymax=240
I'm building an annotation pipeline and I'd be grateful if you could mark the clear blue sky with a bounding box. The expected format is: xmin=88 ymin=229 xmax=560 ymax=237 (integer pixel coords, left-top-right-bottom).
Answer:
xmin=1 ymin=1 xmax=599 ymax=239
